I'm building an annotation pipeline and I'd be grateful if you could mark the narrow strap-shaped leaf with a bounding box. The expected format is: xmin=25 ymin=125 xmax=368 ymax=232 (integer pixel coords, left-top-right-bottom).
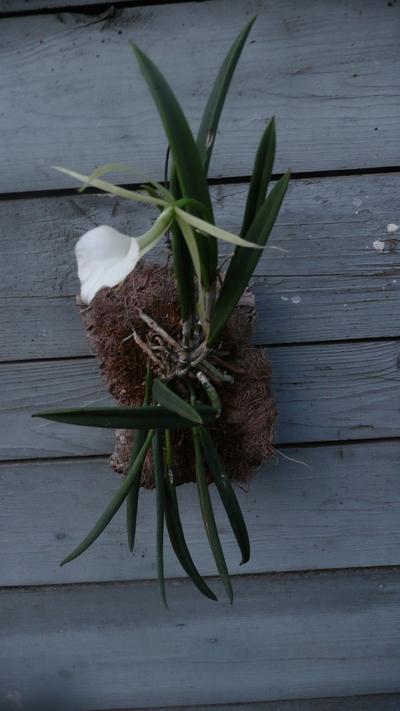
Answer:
xmin=131 ymin=43 xmax=216 ymax=288
xmin=127 ymin=364 xmax=152 ymax=551
xmin=153 ymin=429 xmax=167 ymax=608
xmin=169 ymin=170 xmax=195 ymax=325
xmin=175 ymin=213 xmax=207 ymax=329
xmin=240 ymin=117 xmax=276 ymax=237
xmin=207 ymin=171 xmax=290 ymax=347
xmin=80 ymin=162 xmax=174 ymax=203
xmin=197 ymin=15 xmax=257 ymax=175
xmin=126 ymin=428 xmax=147 ymax=552
xmin=174 ymin=207 xmax=265 ymax=249
xmin=200 ymin=428 xmax=250 ymax=565
xmin=32 ymin=405 xmax=217 ymax=430
xmin=60 ymin=430 xmax=155 ymax=566
xmin=164 ymin=471 xmax=217 ymax=601
xmin=193 ymin=426 xmax=233 ymax=604
xmin=53 ymin=166 xmax=166 ymax=207
xmin=141 ymin=185 xmax=165 ymax=214
xmin=153 ymin=379 xmax=203 ymax=424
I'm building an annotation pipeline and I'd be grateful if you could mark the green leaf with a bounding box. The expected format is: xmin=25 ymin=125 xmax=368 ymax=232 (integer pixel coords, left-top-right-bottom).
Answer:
xmin=207 ymin=171 xmax=291 ymax=347
xmin=153 ymin=379 xmax=203 ymax=424
xmin=126 ymin=428 xmax=147 ymax=553
xmin=52 ymin=166 xmax=167 ymax=207
xmin=193 ymin=426 xmax=233 ymax=604
xmin=32 ymin=405 xmax=217 ymax=430
xmin=77 ymin=162 xmax=174 ymax=203
xmin=142 ymin=184 xmax=164 ymax=212
xmin=197 ymin=15 xmax=257 ymax=175
xmin=60 ymin=430 xmax=155 ymax=566
xmin=164 ymin=470 xmax=217 ymax=601
xmin=175 ymin=207 xmax=265 ymax=249
xmin=131 ymin=43 xmax=216 ymax=288
xmin=175 ymin=214 xmax=206 ymax=328
xmin=241 ymin=117 xmax=276 ymax=237
xmin=169 ymin=172 xmax=195 ymax=325
xmin=200 ymin=428 xmax=250 ymax=565
xmin=153 ymin=429 xmax=167 ymax=608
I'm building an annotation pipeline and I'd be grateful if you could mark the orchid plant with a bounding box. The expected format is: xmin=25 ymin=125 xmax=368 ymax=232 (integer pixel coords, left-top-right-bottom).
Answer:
xmin=34 ymin=17 xmax=290 ymax=605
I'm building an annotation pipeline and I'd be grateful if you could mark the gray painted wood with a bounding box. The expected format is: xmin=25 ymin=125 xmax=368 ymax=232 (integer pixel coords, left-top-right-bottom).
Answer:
xmin=1 ymin=569 xmax=399 ymax=709
xmin=0 ymin=0 xmax=121 ymax=10
xmin=4 ymin=175 xmax=399 ymax=298
xmin=2 ymin=173 xmax=399 ymax=360
xmin=1 ymin=0 xmax=400 ymax=192
xmin=3 ymin=274 xmax=400 ymax=362
xmin=105 ymin=696 xmax=400 ymax=711
xmin=1 ymin=440 xmax=399 ymax=586
xmin=1 ymin=339 xmax=399 ymax=459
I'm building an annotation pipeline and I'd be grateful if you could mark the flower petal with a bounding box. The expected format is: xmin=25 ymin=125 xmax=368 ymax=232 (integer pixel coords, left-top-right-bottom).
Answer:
xmin=76 ymin=226 xmax=140 ymax=304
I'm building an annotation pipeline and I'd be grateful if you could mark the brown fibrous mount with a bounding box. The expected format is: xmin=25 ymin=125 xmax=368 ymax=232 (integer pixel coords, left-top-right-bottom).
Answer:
xmin=78 ymin=260 xmax=278 ymax=489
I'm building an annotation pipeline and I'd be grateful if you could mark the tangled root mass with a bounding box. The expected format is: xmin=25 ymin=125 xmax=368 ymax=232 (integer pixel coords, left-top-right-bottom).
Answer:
xmin=79 ymin=261 xmax=278 ymax=488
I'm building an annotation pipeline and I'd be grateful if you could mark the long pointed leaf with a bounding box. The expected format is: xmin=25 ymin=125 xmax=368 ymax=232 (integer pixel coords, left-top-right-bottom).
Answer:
xmin=207 ymin=171 xmax=290 ymax=347
xmin=153 ymin=429 xmax=167 ymax=607
xmin=127 ymin=364 xmax=152 ymax=552
xmin=126 ymin=429 xmax=147 ymax=552
xmin=32 ymin=405 xmax=216 ymax=430
xmin=175 ymin=207 xmax=265 ymax=249
xmin=197 ymin=15 xmax=257 ymax=175
xmin=80 ymin=162 xmax=174 ymax=203
xmin=169 ymin=171 xmax=195 ymax=324
xmin=164 ymin=471 xmax=217 ymax=601
xmin=153 ymin=379 xmax=203 ymax=424
xmin=131 ymin=43 xmax=216 ymax=287
xmin=200 ymin=428 xmax=250 ymax=565
xmin=60 ymin=430 xmax=155 ymax=566
xmin=175 ymin=214 xmax=206 ymax=329
xmin=53 ymin=166 xmax=167 ymax=207
xmin=240 ymin=117 xmax=276 ymax=237
xmin=193 ymin=426 xmax=233 ymax=604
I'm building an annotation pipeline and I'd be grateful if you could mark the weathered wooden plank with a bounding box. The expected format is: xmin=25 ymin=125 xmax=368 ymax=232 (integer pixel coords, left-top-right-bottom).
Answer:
xmin=1 ymin=569 xmax=399 ymax=709
xmin=100 ymin=696 xmax=400 ymax=711
xmin=1 ymin=340 xmax=398 ymax=459
xmin=4 ymin=273 xmax=399 ymax=361
xmin=2 ymin=174 xmax=399 ymax=360
xmin=269 ymin=340 xmax=400 ymax=444
xmin=1 ymin=440 xmax=399 ymax=586
xmin=1 ymin=0 xmax=400 ymax=192
xmin=4 ymin=175 xmax=399 ymax=298
xmin=2 ymin=695 xmax=399 ymax=711
xmin=0 ymin=0 xmax=118 ymax=11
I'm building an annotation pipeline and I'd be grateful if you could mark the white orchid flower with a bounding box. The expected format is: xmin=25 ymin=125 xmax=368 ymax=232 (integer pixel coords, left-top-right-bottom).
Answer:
xmin=76 ymin=206 xmax=174 ymax=304
xmin=56 ymin=164 xmax=265 ymax=306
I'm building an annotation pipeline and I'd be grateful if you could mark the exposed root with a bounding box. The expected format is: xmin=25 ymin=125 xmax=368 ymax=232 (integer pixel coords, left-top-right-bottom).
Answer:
xmin=79 ymin=260 xmax=278 ymax=488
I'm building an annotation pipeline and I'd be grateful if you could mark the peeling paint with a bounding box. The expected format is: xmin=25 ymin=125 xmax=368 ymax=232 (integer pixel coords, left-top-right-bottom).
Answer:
xmin=387 ymin=223 xmax=399 ymax=233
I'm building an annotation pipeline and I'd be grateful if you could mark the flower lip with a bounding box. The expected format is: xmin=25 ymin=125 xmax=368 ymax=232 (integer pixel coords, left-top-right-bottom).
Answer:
xmin=76 ymin=225 xmax=140 ymax=305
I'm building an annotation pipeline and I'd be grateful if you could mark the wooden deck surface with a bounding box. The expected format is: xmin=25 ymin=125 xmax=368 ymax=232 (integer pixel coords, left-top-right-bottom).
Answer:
xmin=1 ymin=1 xmax=400 ymax=709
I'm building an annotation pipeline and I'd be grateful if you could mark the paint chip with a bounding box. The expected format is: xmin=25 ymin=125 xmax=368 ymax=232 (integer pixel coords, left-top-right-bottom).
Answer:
xmin=387 ymin=223 xmax=399 ymax=233
xmin=373 ymin=240 xmax=385 ymax=251
xmin=291 ymin=296 xmax=301 ymax=304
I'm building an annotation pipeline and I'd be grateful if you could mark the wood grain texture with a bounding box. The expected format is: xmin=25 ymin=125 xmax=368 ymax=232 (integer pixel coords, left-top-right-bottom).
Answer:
xmin=1 ymin=339 xmax=398 ymax=459
xmin=99 ymin=696 xmax=400 ymax=711
xmin=1 ymin=569 xmax=399 ymax=709
xmin=2 ymin=274 xmax=400 ymax=362
xmin=1 ymin=0 xmax=400 ymax=192
xmin=2 ymin=173 xmax=399 ymax=360
xmin=0 ymin=0 xmax=120 ymax=11
xmin=1 ymin=440 xmax=399 ymax=586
